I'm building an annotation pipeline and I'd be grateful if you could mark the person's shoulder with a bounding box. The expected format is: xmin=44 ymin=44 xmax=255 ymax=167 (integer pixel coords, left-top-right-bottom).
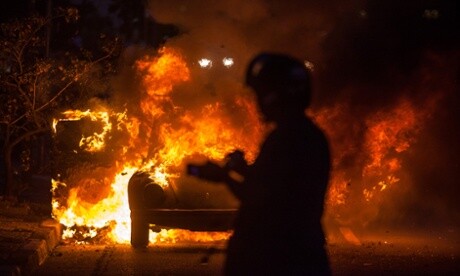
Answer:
xmin=304 ymin=118 xmax=330 ymax=148
xmin=305 ymin=117 xmax=326 ymax=135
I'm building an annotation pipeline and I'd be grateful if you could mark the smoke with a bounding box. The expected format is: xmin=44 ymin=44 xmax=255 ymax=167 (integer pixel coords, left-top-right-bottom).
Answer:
xmin=140 ymin=0 xmax=460 ymax=231
xmin=317 ymin=0 xmax=460 ymax=230
xmin=319 ymin=0 xmax=459 ymax=106
xmin=147 ymin=0 xmax=358 ymax=86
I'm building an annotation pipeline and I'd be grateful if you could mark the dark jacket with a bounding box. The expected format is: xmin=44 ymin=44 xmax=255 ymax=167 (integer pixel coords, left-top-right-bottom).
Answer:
xmin=225 ymin=116 xmax=331 ymax=276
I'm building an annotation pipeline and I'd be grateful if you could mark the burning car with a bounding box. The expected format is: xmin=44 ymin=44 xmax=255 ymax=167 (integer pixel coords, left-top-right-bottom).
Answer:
xmin=51 ymin=107 xmax=246 ymax=246
xmin=50 ymin=47 xmax=262 ymax=245
xmin=128 ymin=170 xmax=237 ymax=247
xmin=49 ymin=43 xmax=452 ymax=247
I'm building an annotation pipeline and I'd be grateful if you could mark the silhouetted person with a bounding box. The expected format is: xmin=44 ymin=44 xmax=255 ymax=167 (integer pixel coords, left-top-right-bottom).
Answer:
xmin=188 ymin=53 xmax=331 ymax=275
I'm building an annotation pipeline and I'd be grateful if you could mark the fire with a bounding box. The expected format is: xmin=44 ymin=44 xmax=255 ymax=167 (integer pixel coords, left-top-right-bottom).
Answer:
xmin=313 ymin=99 xmax=430 ymax=206
xmin=311 ymin=89 xmax=440 ymax=231
xmin=312 ymin=96 xmax=433 ymax=208
xmin=52 ymin=46 xmax=264 ymax=244
xmin=52 ymin=45 xmax=444 ymax=245
xmin=361 ymin=99 xmax=422 ymax=202
xmin=136 ymin=47 xmax=190 ymax=97
xmin=52 ymin=109 xmax=113 ymax=152
xmin=151 ymin=229 xmax=231 ymax=243
xmin=52 ymin=166 xmax=136 ymax=243
xmin=158 ymin=102 xmax=260 ymax=166
xmin=136 ymin=47 xmax=191 ymax=119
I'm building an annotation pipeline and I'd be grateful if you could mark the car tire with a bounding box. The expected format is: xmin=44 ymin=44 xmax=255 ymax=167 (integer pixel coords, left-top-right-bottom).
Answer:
xmin=131 ymin=217 xmax=149 ymax=248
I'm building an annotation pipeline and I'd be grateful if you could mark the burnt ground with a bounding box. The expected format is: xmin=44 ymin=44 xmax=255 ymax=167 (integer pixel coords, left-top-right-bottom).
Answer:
xmin=327 ymin=229 xmax=459 ymax=275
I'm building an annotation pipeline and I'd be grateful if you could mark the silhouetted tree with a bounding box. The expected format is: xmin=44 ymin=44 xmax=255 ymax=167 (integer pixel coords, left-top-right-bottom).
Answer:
xmin=0 ymin=7 xmax=119 ymax=197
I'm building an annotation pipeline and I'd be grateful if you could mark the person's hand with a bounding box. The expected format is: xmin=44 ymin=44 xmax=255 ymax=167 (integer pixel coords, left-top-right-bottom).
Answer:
xmin=224 ymin=150 xmax=249 ymax=176
xmin=187 ymin=161 xmax=228 ymax=182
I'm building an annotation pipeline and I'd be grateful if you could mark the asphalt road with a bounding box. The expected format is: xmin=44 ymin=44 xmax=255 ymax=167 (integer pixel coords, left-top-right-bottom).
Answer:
xmin=35 ymin=242 xmax=227 ymax=276
xmin=34 ymin=233 xmax=459 ymax=276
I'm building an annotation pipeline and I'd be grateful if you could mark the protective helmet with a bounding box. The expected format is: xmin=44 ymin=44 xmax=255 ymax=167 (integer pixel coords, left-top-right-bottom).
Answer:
xmin=245 ymin=53 xmax=312 ymax=112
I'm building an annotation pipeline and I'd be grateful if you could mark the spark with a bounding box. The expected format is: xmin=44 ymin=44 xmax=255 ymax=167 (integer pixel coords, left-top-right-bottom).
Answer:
xmin=304 ymin=60 xmax=314 ymax=71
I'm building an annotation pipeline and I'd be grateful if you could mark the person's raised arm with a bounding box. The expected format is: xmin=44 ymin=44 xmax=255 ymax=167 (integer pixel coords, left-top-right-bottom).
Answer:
xmin=187 ymin=160 xmax=246 ymax=200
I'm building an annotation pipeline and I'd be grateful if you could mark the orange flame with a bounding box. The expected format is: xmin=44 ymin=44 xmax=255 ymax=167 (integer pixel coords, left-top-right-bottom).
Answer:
xmin=52 ymin=46 xmax=264 ymax=244
xmin=52 ymin=109 xmax=113 ymax=152
xmin=361 ymin=99 xmax=422 ymax=201
xmin=136 ymin=47 xmax=191 ymax=119
xmin=313 ymin=97 xmax=433 ymax=207
xmin=52 ymin=46 xmax=446 ymax=244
